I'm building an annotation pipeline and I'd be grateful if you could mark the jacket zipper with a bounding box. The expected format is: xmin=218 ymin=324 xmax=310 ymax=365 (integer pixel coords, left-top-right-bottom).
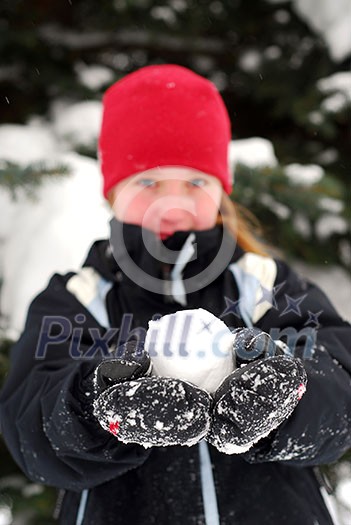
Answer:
xmin=199 ymin=441 xmax=220 ymax=525
xmin=161 ymin=263 xmax=175 ymax=303
xmin=75 ymin=489 xmax=89 ymax=525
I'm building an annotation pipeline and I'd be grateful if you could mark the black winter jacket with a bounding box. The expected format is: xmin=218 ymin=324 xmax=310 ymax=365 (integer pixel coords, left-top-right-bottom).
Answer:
xmin=1 ymin=222 xmax=351 ymax=525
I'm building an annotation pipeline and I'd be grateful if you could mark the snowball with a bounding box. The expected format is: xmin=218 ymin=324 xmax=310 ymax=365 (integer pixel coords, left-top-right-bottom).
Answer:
xmin=145 ymin=308 xmax=235 ymax=393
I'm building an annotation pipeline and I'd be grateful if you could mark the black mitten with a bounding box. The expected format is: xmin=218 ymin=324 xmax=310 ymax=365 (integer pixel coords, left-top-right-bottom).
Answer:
xmin=208 ymin=354 xmax=307 ymax=454
xmin=93 ymin=340 xmax=152 ymax=393
xmin=93 ymin=341 xmax=212 ymax=447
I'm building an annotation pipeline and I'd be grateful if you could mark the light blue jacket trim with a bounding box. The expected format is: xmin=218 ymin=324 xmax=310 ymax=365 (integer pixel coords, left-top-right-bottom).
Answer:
xmin=199 ymin=441 xmax=220 ymax=525
xmin=66 ymin=270 xmax=112 ymax=525
xmin=85 ymin=278 xmax=113 ymax=328
xmin=170 ymin=233 xmax=196 ymax=306
xmin=228 ymin=263 xmax=258 ymax=328
xmin=66 ymin=267 xmax=113 ymax=328
xmin=228 ymin=253 xmax=278 ymax=324
xmin=75 ymin=489 xmax=89 ymax=525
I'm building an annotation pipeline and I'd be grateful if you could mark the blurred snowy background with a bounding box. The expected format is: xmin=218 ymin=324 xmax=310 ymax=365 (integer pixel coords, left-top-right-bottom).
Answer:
xmin=0 ymin=0 xmax=350 ymax=523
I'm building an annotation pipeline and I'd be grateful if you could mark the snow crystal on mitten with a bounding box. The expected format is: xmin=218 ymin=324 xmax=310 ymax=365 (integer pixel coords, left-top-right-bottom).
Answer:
xmin=208 ymin=356 xmax=307 ymax=454
xmin=93 ymin=376 xmax=212 ymax=448
xmin=144 ymin=308 xmax=235 ymax=393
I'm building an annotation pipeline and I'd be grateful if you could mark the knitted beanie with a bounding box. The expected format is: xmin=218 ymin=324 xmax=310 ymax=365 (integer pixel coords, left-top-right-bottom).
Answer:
xmin=99 ymin=64 xmax=232 ymax=198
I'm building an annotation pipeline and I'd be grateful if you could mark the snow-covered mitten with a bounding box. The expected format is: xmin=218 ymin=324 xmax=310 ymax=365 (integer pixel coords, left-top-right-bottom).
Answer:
xmin=208 ymin=355 xmax=307 ymax=454
xmin=93 ymin=341 xmax=212 ymax=447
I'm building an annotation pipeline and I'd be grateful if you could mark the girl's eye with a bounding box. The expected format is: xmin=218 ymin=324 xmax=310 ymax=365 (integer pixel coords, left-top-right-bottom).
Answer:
xmin=189 ymin=178 xmax=206 ymax=187
xmin=137 ymin=178 xmax=156 ymax=187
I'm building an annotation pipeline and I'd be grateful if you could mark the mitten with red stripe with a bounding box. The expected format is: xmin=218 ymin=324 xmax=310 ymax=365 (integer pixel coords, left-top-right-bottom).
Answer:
xmin=93 ymin=341 xmax=212 ymax=447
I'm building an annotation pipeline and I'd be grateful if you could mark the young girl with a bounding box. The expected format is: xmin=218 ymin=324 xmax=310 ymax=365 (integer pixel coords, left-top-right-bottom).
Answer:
xmin=0 ymin=64 xmax=350 ymax=525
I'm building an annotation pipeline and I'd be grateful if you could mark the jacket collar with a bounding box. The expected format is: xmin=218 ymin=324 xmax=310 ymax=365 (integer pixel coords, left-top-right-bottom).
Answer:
xmin=83 ymin=218 xmax=242 ymax=289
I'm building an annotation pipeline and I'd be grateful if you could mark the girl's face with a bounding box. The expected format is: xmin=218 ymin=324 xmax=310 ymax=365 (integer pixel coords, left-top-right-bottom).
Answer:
xmin=109 ymin=167 xmax=222 ymax=239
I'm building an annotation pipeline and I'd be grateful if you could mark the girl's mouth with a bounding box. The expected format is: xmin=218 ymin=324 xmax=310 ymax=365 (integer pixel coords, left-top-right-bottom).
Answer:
xmin=159 ymin=231 xmax=173 ymax=240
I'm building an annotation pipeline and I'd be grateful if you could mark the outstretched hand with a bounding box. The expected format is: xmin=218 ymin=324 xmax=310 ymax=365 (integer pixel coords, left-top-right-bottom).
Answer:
xmin=208 ymin=329 xmax=307 ymax=454
xmin=92 ymin=341 xmax=212 ymax=447
xmin=92 ymin=334 xmax=306 ymax=453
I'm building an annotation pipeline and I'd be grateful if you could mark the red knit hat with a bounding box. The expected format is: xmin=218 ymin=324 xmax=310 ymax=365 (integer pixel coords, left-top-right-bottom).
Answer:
xmin=99 ymin=64 xmax=232 ymax=198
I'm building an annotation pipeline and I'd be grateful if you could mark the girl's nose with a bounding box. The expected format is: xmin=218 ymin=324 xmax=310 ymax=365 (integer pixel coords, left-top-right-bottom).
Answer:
xmin=162 ymin=180 xmax=187 ymax=196
xmin=155 ymin=182 xmax=195 ymax=225
xmin=161 ymin=206 xmax=189 ymax=224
